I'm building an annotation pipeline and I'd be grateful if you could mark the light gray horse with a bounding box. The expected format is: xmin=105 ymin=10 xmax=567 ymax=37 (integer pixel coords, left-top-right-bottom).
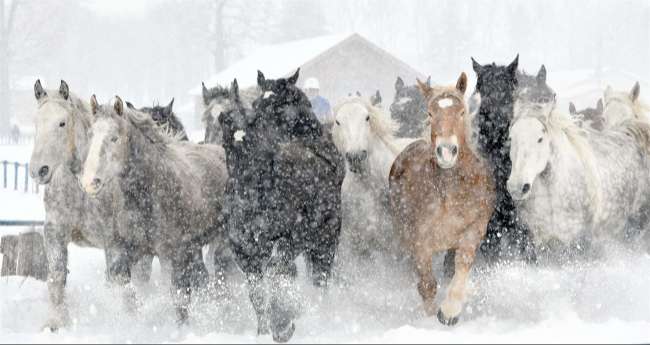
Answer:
xmin=201 ymin=82 xmax=260 ymax=145
xmin=29 ymin=80 xmax=154 ymax=331
xmin=80 ymin=95 xmax=231 ymax=324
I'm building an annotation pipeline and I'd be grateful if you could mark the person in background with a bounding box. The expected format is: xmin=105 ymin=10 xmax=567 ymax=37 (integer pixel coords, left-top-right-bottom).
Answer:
xmin=303 ymin=77 xmax=333 ymax=125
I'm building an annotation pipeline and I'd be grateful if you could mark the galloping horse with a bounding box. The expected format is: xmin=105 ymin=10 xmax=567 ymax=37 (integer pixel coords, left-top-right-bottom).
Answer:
xmin=220 ymin=71 xmax=344 ymax=342
xmin=332 ymin=96 xmax=414 ymax=258
xmin=29 ymin=80 xmax=153 ymax=331
xmin=508 ymin=82 xmax=650 ymax=259
xmin=389 ymin=73 xmax=495 ymax=326
xmin=80 ymin=96 xmax=231 ymax=324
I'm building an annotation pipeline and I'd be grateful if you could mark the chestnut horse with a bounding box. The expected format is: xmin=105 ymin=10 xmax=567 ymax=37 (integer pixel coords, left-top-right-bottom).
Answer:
xmin=389 ymin=72 xmax=495 ymax=326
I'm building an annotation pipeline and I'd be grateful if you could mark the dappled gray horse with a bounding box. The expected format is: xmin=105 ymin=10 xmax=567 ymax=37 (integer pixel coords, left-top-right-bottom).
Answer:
xmin=29 ymin=80 xmax=154 ymax=331
xmin=80 ymin=96 xmax=230 ymax=324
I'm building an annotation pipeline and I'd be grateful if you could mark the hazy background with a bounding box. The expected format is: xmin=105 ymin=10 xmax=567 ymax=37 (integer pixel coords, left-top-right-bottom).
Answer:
xmin=1 ymin=0 xmax=649 ymax=133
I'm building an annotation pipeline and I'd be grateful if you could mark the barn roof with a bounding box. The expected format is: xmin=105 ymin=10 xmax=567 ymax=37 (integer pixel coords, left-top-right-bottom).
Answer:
xmin=189 ymin=33 xmax=423 ymax=95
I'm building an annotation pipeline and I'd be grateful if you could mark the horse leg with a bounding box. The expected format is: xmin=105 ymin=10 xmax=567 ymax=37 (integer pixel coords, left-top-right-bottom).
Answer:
xmin=170 ymin=247 xmax=194 ymax=325
xmin=438 ymin=243 xmax=479 ymax=326
xmin=232 ymin=240 xmax=270 ymax=336
xmin=188 ymin=245 xmax=209 ymax=290
xmin=443 ymin=249 xmax=456 ymax=282
xmin=210 ymin=234 xmax=234 ymax=290
xmin=43 ymin=222 xmax=71 ymax=331
xmin=268 ymin=240 xmax=299 ymax=343
xmin=309 ymin=214 xmax=340 ymax=287
xmin=106 ymin=244 xmax=138 ymax=314
xmin=131 ymin=254 xmax=154 ymax=286
xmin=414 ymin=246 xmax=437 ymax=316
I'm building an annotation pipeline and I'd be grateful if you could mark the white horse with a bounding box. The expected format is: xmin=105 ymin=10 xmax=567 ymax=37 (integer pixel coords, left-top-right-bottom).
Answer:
xmin=331 ymin=96 xmax=415 ymax=258
xmin=507 ymin=92 xmax=650 ymax=258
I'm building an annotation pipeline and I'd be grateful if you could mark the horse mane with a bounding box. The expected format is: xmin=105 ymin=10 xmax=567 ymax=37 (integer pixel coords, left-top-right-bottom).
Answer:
xmin=543 ymin=109 xmax=603 ymax=221
xmin=124 ymin=107 xmax=172 ymax=145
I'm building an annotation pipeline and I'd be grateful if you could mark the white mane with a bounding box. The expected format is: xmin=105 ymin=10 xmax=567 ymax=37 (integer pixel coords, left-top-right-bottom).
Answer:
xmin=538 ymin=109 xmax=603 ymax=221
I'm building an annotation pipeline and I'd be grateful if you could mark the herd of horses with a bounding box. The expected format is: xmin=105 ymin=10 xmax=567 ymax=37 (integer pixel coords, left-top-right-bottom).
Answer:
xmin=26 ymin=54 xmax=650 ymax=342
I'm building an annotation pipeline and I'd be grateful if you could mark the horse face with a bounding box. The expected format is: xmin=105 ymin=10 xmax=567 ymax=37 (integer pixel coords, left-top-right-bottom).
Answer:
xmin=429 ymin=95 xmax=465 ymax=169
xmin=390 ymin=85 xmax=422 ymax=116
xmin=333 ymin=102 xmax=371 ymax=174
xmin=472 ymin=55 xmax=518 ymax=106
xmin=81 ymin=104 xmax=128 ymax=197
xmin=30 ymin=83 xmax=75 ymax=185
xmin=508 ymin=117 xmax=551 ymax=201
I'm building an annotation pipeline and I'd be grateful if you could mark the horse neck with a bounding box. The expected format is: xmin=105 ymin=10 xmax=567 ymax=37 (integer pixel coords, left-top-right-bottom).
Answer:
xmin=123 ymin=121 xmax=167 ymax=192
xmin=368 ymin=131 xmax=400 ymax=187
xmin=68 ymin=107 xmax=93 ymax=175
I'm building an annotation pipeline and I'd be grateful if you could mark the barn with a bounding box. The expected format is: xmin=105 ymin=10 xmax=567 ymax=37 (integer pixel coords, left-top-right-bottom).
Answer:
xmin=187 ymin=32 xmax=425 ymax=128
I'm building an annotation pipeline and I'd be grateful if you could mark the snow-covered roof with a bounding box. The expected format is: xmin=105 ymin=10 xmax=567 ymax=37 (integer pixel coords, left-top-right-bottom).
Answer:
xmin=189 ymin=32 xmax=423 ymax=96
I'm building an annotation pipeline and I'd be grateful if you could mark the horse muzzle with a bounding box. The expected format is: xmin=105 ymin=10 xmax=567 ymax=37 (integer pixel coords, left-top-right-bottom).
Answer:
xmin=434 ymin=143 xmax=458 ymax=169
xmin=31 ymin=164 xmax=53 ymax=185
xmin=82 ymin=177 xmax=104 ymax=197
xmin=345 ymin=150 xmax=368 ymax=174
xmin=507 ymin=179 xmax=532 ymax=201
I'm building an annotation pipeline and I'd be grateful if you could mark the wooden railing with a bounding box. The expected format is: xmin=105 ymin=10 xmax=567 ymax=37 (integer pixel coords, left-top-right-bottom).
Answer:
xmin=1 ymin=160 xmax=40 ymax=194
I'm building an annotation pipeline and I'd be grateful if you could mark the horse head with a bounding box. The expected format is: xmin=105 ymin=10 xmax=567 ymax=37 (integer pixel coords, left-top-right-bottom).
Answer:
xmin=514 ymin=65 xmax=556 ymax=121
xmin=30 ymin=80 xmax=90 ymax=184
xmin=603 ymin=82 xmax=646 ymax=126
xmin=471 ymin=55 xmax=519 ymax=109
xmin=81 ymin=95 xmax=130 ymax=196
xmin=569 ymin=99 xmax=604 ymax=131
xmin=418 ymin=72 xmax=468 ymax=170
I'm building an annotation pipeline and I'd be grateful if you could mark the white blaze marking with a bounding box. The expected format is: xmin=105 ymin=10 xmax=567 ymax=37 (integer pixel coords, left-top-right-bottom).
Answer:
xmin=81 ymin=121 xmax=109 ymax=192
xmin=234 ymin=130 xmax=246 ymax=142
xmin=263 ymin=91 xmax=275 ymax=99
xmin=438 ymin=98 xmax=453 ymax=108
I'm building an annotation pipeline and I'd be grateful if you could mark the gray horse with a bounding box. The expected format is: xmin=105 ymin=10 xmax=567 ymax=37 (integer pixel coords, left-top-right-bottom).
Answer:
xmin=29 ymin=80 xmax=156 ymax=331
xmin=80 ymin=95 xmax=230 ymax=324
xmin=201 ymin=81 xmax=260 ymax=145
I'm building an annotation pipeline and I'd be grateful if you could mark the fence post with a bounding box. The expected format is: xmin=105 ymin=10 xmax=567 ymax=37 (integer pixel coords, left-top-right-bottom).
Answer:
xmin=14 ymin=162 xmax=19 ymax=191
xmin=2 ymin=160 xmax=6 ymax=188
xmin=24 ymin=163 xmax=29 ymax=193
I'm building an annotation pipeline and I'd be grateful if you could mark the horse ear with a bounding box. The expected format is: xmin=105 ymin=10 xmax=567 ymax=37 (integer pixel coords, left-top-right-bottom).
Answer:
xmin=596 ymin=99 xmax=603 ymax=113
xmin=373 ymin=90 xmax=382 ymax=105
xmin=59 ymin=80 xmax=70 ymax=100
xmin=456 ymin=72 xmax=468 ymax=94
xmin=507 ymin=54 xmax=519 ymax=76
xmin=356 ymin=91 xmax=361 ymax=97
xmin=90 ymin=95 xmax=98 ymax=115
xmin=165 ymin=98 xmax=174 ymax=114
xmin=630 ymin=82 xmax=640 ymax=102
xmin=569 ymin=102 xmax=577 ymax=115
xmin=537 ymin=65 xmax=546 ymax=84
xmin=125 ymin=101 xmax=135 ymax=110
xmin=114 ymin=96 xmax=124 ymax=116
xmin=257 ymin=70 xmax=267 ymax=89
xmin=202 ymin=82 xmax=209 ymax=103
xmin=34 ymin=79 xmax=47 ymax=101
xmin=471 ymin=57 xmax=482 ymax=74
xmin=287 ymin=68 xmax=300 ymax=85
xmin=416 ymin=78 xmax=432 ymax=98
xmin=395 ymin=76 xmax=404 ymax=91
xmin=230 ymin=78 xmax=239 ymax=100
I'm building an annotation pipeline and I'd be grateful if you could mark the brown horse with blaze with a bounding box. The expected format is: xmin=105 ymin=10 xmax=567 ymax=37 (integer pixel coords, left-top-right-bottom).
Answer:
xmin=388 ymin=72 xmax=495 ymax=326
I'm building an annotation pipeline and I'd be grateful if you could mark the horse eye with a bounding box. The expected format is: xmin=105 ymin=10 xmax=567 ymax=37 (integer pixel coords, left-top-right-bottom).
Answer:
xmin=111 ymin=136 xmax=118 ymax=143
xmin=59 ymin=121 xmax=66 ymax=128
xmin=538 ymin=137 xmax=543 ymax=143
xmin=335 ymin=120 xmax=340 ymax=126
xmin=365 ymin=116 xmax=370 ymax=122
xmin=428 ymin=112 xmax=433 ymax=117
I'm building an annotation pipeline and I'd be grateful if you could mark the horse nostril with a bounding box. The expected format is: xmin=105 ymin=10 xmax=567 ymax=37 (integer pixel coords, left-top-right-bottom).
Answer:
xmin=92 ymin=178 xmax=102 ymax=188
xmin=360 ymin=150 xmax=368 ymax=160
xmin=522 ymin=183 xmax=531 ymax=194
xmin=436 ymin=146 xmax=443 ymax=157
xmin=38 ymin=166 xmax=49 ymax=178
xmin=451 ymin=146 xmax=458 ymax=156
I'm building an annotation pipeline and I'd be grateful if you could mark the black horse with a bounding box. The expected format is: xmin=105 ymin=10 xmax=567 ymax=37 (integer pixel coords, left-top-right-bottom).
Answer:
xmin=471 ymin=55 xmax=536 ymax=263
xmin=219 ymin=69 xmax=344 ymax=342
xmin=125 ymin=98 xmax=189 ymax=140
xmin=389 ymin=76 xmax=430 ymax=138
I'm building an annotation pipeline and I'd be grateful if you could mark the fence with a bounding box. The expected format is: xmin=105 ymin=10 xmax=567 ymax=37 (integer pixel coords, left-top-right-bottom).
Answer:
xmin=0 ymin=133 xmax=33 ymax=145
xmin=1 ymin=160 xmax=40 ymax=194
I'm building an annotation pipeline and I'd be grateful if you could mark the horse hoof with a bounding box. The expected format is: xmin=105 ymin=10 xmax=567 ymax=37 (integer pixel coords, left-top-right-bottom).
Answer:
xmin=272 ymin=322 xmax=295 ymax=343
xmin=437 ymin=309 xmax=459 ymax=326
